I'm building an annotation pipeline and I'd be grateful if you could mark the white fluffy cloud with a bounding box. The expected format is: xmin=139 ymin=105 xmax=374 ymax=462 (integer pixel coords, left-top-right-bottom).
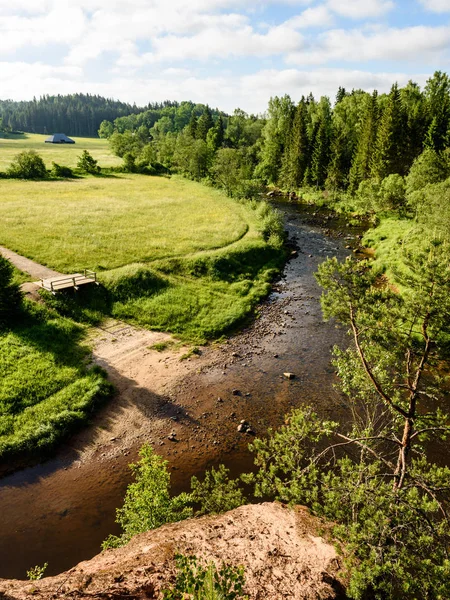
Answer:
xmin=0 ymin=6 xmax=86 ymax=55
xmin=286 ymin=25 xmax=450 ymax=65
xmin=327 ymin=0 xmax=394 ymax=19
xmin=419 ymin=0 xmax=450 ymax=12
xmin=287 ymin=6 xmax=334 ymax=29
xmin=0 ymin=61 xmax=429 ymax=114
xmin=0 ymin=0 xmax=447 ymax=114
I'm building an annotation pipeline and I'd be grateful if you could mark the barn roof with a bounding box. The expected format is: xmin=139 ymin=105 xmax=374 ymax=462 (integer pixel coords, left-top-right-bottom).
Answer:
xmin=45 ymin=133 xmax=75 ymax=144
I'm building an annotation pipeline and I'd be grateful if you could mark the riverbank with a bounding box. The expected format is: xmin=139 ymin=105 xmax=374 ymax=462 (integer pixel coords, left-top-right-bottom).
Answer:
xmin=0 ymin=202 xmax=364 ymax=579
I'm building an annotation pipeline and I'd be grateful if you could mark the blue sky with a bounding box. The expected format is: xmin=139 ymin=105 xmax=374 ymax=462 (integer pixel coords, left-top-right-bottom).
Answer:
xmin=1 ymin=0 xmax=449 ymax=114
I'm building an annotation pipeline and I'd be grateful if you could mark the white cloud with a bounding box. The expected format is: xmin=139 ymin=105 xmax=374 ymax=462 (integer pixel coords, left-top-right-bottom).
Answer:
xmin=0 ymin=6 xmax=86 ymax=55
xmin=286 ymin=25 xmax=450 ymax=65
xmin=419 ymin=0 xmax=450 ymax=12
xmin=287 ymin=6 xmax=334 ymax=29
xmin=242 ymin=68 xmax=428 ymax=109
xmin=148 ymin=24 xmax=303 ymax=62
xmin=0 ymin=60 xmax=430 ymax=115
xmin=327 ymin=0 xmax=394 ymax=19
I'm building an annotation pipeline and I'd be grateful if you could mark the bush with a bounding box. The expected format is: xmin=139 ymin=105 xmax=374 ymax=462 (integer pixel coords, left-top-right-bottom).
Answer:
xmin=7 ymin=150 xmax=47 ymax=179
xmin=163 ymin=555 xmax=246 ymax=600
xmin=50 ymin=162 xmax=74 ymax=178
xmin=190 ymin=464 xmax=246 ymax=515
xmin=77 ymin=150 xmax=100 ymax=174
xmin=102 ymin=444 xmax=192 ymax=549
xmin=0 ymin=256 xmax=22 ymax=329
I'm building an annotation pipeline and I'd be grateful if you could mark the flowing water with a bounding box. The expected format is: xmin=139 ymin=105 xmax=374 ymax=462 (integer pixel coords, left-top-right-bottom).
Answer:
xmin=0 ymin=201 xmax=366 ymax=580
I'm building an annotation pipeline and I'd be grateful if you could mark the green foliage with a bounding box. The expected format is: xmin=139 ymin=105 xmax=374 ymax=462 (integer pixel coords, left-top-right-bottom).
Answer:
xmin=371 ymin=83 xmax=408 ymax=180
xmin=77 ymin=149 xmax=100 ymax=174
xmin=98 ymin=119 xmax=115 ymax=138
xmin=355 ymin=174 xmax=406 ymax=213
xmin=309 ymin=252 xmax=450 ymax=597
xmin=7 ymin=149 xmax=47 ymax=179
xmin=190 ymin=464 xmax=246 ymax=516
xmin=102 ymin=444 xmax=192 ymax=550
xmin=349 ymin=91 xmax=379 ymax=192
xmin=26 ymin=563 xmax=48 ymax=581
xmin=0 ymin=256 xmax=22 ymax=330
xmin=405 ymin=147 xmax=450 ymax=196
xmin=408 ymin=177 xmax=450 ymax=236
xmin=50 ymin=162 xmax=74 ymax=178
xmin=163 ymin=555 xmax=247 ymax=600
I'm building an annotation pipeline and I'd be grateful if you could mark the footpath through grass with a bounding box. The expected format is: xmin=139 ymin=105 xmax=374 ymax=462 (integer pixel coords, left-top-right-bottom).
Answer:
xmin=0 ymin=301 xmax=111 ymax=462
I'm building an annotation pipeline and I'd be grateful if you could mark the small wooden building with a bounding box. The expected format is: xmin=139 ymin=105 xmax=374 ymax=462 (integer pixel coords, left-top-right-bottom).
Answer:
xmin=45 ymin=133 xmax=75 ymax=144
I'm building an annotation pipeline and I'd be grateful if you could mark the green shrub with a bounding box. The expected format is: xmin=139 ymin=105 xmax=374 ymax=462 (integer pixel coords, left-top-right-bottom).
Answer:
xmin=77 ymin=150 xmax=100 ymax=174
xmin=102 ymin=444 xmax=192 ymax=550
xmin=190 ymin=464 xmax=246 ymax=516
xmin=163 ymin=555 xmax=246 ymax=600
xmin=26 ymin=563 xmax=48 ymax=581
xmin=50 ymin=162 xmax=74 ymax=178
xmin=7 ymin=150 xmax=47 ymax=179
xmin=0 ymin=256 xmax=22 ymax=329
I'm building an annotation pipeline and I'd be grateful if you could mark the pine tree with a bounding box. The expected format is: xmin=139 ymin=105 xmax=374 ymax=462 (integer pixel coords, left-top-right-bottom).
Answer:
xmin=370 ymin=83 xmax=408 ymax=180
xmin=424 ymin=71 xmax=450 ymax=151
xmin=280 ymin=98 xmax=309 ymax=190
xmin=335 ymin=86 xmax=347 ymax=105
xmin=196 ymin=107 xmax=214 ymax=141
xmin=349 ymin=91 xmax=379 ymax=193
xmin=310 ymin=98 xmax=332 ymax=188
xmin=187 ymin=114 xmax=198 ymax=139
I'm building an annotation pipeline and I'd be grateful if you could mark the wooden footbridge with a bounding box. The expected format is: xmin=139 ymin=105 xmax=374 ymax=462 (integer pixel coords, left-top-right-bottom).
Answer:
xmin=39 ymin=269 xmax=98 ymax=294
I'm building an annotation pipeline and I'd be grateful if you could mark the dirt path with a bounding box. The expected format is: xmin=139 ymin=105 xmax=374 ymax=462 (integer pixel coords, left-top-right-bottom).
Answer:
xmin=0 ymin=245 xmax=61 ymax=280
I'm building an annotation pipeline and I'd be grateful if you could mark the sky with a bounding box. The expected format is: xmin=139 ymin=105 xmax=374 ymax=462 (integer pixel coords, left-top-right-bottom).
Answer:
xmin=1 ymin=0 xmax=450 ymax=114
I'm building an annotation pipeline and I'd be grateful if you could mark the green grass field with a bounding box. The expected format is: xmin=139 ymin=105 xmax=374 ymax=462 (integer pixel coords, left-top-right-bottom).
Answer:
xmin=0 ymin=175 xmax=250 ymax=272
xmin=0 ymin=132 xmax=121 ymax=170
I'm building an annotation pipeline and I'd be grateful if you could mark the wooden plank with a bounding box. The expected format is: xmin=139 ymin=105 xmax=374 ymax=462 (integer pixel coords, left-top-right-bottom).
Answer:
xmin=39 ymin=271 xmax=97 ymax=292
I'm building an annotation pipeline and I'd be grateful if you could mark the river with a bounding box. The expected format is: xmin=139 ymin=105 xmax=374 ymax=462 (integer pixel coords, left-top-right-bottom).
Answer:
xmin=0 ymin=201 xmax=363 ymax=580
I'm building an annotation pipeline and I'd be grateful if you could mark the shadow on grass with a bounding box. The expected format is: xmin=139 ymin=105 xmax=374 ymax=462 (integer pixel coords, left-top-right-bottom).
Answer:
xmin=14 ymin=301 xmax=91 ymax=366
xmin=0 ymin=131 xmax=27 ymax=139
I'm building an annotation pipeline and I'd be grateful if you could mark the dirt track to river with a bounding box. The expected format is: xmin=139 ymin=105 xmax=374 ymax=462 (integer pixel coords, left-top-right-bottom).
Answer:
xmin=0 ymin=201 xmax=362 ymax=580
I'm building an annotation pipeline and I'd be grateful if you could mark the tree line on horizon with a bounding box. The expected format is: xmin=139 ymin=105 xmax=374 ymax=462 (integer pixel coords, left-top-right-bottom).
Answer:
xmin=0 ymin=94 xmax=182 ymax=137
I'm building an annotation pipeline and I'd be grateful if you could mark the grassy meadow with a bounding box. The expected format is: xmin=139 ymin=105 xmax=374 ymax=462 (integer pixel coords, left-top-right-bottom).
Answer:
xmin=0 ymin=135 xmax=286 ymax=461
xmin=0 ymin=175 xmax=250 ymax=272
xmin=0 ymin=132 xmax=121 ymax=170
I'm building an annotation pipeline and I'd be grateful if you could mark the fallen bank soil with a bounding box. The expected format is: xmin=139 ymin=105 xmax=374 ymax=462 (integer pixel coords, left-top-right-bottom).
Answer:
xmin=0 ymin=202 xmax=365 ymax=580
xmin=0 ymin=503 xmax=346 ymax=600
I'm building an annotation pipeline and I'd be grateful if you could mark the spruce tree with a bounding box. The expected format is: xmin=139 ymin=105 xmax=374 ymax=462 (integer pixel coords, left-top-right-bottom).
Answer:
xmin=196 ymin=107 xmax=214 ymax=141
xmin=424 ymin=71 xmax=450 ymax=151
xmin=335 ymin=86 xmax=347 ymax=104
xmin=187 ymin=114 xmax=198 ymax=139
xmin=280 ymin=99 xmax=308 ymax=189
xmin=349 ymin=91 xmax=379 ymax=193
xmin=310 ymin=97 xmax=332 ymax=188
xmin=371 ymin=83 xmax=408 ymax=180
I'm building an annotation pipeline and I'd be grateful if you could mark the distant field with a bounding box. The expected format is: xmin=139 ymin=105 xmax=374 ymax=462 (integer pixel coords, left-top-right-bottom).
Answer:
xmin=0 ymin=132 xmax=121 ymax=170
xmin=0 ymin=175 xmax=249 ymax=272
